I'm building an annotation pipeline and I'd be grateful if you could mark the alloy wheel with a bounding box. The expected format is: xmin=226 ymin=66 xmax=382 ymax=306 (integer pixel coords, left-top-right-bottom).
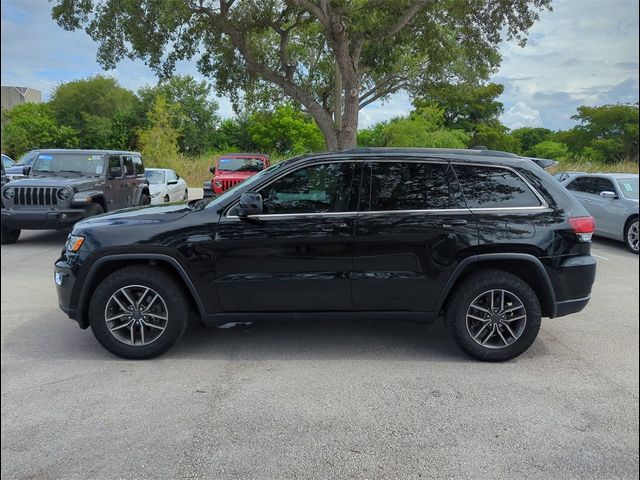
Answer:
xmin=104 ymin=285 xmax=168 ymax=346
xmin=628 ymin=220 xmax=639 ymax=252
xmin=465 ymin=289 xmax=527 ymax=349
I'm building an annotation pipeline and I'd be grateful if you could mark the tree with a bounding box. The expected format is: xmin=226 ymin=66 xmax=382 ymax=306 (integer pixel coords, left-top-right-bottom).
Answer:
xmin=49 ymin=75 xmax=140 ymax=149
xmin=1 ymin=103 xmax=78 ymax=158
xmin=52 ymin=0 xmax=550 ymax=150
xmin=138 ymin=75 xmax=220 ymax=154
xmin=528 ymin=140 xmax=569 ymax=160
xmin=137 ymin=96 xmax=180 ymax=165
xmin=413 ymin=82 xmax=505 ymax=131
xmin=247 ymin=105 xmax=324 ymax=154
xmin=472 ymin=124 xmax=520 ymax=153
xmin=570 ymin=104 xmax=639 ymax=162
xmin=211 ymin=118 xmax=254 ymax=151
xmin=510 ymin=127 xmax=553 ymax=155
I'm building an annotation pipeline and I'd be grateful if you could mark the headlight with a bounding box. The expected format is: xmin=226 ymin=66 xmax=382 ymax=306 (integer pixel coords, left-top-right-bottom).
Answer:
xmin=65 ymin=234 xmax=85 ymax=253
xmin=57 ymin=188 xmax=72 ymax=201
xmin=214 ymin=180 xmax=222 ymax=188
xmin=2 ymin=188 xmax=14 ymax=200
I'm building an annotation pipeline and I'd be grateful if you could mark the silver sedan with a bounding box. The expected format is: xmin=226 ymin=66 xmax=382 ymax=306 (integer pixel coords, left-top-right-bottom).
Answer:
xmin=562 ymin=173 xmax=639 ymax=253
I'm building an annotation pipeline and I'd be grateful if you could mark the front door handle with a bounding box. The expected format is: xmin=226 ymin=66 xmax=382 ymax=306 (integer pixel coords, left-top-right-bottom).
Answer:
xmin=442 ymin=219 xmax=468 ymax=228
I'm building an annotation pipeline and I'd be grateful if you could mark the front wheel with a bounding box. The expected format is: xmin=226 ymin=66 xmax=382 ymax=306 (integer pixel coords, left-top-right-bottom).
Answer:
xmin=445 ymin=270 xmax=541 ymax=362
xmin=139 ymin=193 xmax=151 ymax=206
xmin=88 ymin=266 xmax=190 ymax=359
xmin=183 ymin=189 xmax=189 ymax=201
xmin=1 ymin=224 xmax=21 ymax=244
xmin=625 ymin=217 xmax=639 ymax=254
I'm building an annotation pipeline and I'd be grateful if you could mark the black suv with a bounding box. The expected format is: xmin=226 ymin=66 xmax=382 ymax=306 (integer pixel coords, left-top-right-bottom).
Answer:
xmin=1 ymin=149 xmax=150 ymax=244
xmin=54 ymin=148 xmax=597 ymax=361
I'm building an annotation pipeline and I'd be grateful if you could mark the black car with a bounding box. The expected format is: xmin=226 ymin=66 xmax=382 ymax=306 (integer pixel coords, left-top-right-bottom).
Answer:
xmin=1 ymin=149 xmax=150 ymax=244
xmin=54 ymin=148 xmax=597 ymax=361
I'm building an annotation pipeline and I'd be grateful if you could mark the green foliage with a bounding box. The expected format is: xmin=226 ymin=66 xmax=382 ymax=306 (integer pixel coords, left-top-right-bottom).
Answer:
xmin=49 ymin=75 xmax=140 ymax=149
xmin=138 ymin=75 xmax=220 ymax=155
xmin=247 ymin=105 xmax=324 ymax=155
xmin=413 ymin=83 xmax=505 ymax=131
xmin=472 ymin=124 xmax=520 ymax=152
xmin=357 ymin=122 xmax=387 ymax=147
xmin=511 ymin=127 xmax=554 ymax=155
xmin=137 ymin=96 xmax=180 ymax=166
xmin=1 ymin=103 xmax=78 ymax=158
xmin=528 ymin=140 xmax=570 ymax=160
xmin=211 ymin=118 xmax=254 ymax=152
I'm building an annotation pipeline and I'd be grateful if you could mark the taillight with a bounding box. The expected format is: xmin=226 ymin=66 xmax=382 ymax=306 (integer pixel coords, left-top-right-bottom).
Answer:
xmin=569 ymin=216 xmax=596 ymax=242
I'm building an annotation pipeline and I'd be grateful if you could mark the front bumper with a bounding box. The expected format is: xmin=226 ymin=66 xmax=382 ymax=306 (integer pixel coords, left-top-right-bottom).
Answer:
xmin=55 ymin=256 xmax=85 ymax=327
xmin=2 ymin=207 xmax=92 ymax=230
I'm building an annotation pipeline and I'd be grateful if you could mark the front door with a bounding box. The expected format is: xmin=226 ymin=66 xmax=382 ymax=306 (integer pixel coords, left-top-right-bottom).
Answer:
xmin=352 ymin=159 xmax=477 ymax=312
xmin=214 ymin=160 xmax=362 ymax=312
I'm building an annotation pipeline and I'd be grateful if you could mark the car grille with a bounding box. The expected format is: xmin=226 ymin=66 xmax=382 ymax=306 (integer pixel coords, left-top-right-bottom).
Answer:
xmin=221 ymin=179 xmax=243 ymax=191
xmin=12 ymin=187 xmax=60 ymax=207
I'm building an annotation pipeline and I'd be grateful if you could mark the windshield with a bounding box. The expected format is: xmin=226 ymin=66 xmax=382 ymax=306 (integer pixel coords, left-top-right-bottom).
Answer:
xmin=206 ymin=161 xmax=288 ymax=209
xmin=217 ymin=157 xmax=265 ymax=172
xmin=1 ymin=154 xmax=13 ymax=169
xmin=17 ymin=151 xmax=37 ymax=165
xmin=617 ymin=178 xmax=639 ymax=200
xmin=145 ymin=170 xmax=165 ymax=184
xmin=32 ymin=152 xmax=106 ymax=175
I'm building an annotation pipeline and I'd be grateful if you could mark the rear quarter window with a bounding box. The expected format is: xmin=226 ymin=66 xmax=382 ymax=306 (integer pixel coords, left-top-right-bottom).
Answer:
xmin=454 ymin=164 xmax=542 ymax=209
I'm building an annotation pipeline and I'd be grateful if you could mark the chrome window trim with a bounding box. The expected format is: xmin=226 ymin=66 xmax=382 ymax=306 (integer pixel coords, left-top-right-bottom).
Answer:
xmin=450 ymin=161 xmax=548 ymax=209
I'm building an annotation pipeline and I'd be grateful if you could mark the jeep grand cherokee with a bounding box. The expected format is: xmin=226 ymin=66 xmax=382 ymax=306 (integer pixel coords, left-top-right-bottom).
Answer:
xmin=54 ymin=148 xmax=597 ymax=361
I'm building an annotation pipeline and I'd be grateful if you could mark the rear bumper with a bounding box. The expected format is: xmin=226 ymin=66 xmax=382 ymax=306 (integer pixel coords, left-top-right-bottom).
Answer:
xmin=2 ymin=207 xmax=91 ymax=230
xmin=548 ymin=255 xmax=597 ymax=318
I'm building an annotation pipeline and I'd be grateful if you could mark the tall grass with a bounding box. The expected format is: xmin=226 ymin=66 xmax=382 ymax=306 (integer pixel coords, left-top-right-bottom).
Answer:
xmin=157 ymin=152 xmax=639 ymax=187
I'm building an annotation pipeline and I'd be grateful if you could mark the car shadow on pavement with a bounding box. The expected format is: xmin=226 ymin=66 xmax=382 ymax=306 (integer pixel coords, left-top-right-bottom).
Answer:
xmin=1 ymin=230 xmax=68 ymax=247
xmin=5 ymin=311 xmax=478 ymax=363
xmin=592 ymin=236 xmax=637 ymax=255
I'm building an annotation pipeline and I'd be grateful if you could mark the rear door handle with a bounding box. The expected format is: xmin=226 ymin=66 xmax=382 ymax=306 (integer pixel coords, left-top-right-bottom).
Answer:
xmin=442 ymin=219 xmax=468 ymax=228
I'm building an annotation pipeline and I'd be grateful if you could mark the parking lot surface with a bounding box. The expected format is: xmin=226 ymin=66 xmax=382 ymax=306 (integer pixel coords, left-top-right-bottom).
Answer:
xmin=1 ymin=197 xmax=639 ymax=479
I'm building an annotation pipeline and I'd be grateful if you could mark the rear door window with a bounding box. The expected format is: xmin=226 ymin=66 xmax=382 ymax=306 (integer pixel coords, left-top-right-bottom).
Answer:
xmin=566 ymin=177 xmax=596 ymax=194
xmin=123 ymin=156 xmax=135 ymax=177
xmin=591 ymin=177 xmax=616 ymax=194
xmin=454 ymin=164 xmax=542 ymax=208
xmin=365 ymin=161 xmax=454 ymax=211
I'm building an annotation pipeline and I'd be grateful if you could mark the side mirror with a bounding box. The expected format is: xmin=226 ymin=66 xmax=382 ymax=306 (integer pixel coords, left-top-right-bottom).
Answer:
xmin=109 ymin=166 xmax=122 ymax=179
xmin=237 ymin=192 xmax=263 ymax=217
xmin=22 ymin=165 xmax=31 ymax=176
xmin=209 ymin=166 xmax=216 ymax=174
xmin=600 ymin=190 xmax=617 ymax=199
xmin=168 ymin=180 xmax=178 ymax=185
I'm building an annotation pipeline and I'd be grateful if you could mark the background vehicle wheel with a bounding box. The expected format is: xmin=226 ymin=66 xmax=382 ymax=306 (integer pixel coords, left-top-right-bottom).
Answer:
xmin=1 ymin=224 xmax=21 ymax=244
xmin=88 ymin=266 xmax=190 ymax=359
xmin=624 ymin=217 xmax=639 ymax=254
xmin=164 ymin=195 xmax=170 ymax=203
xmin=183 ymin=190 xmax=189 ymax=201
xmin=139 ymin=193 xmax=151 ymax=206
xmin=445 ymin=269 xmax=541 ymax=362
xmin=85 ymin=203 xmax=104 ymax=217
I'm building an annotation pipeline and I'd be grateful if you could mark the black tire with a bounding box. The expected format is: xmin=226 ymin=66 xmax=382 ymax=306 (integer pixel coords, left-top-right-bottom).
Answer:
xmin=1 ymin=224 xmax=21 ymax=244
xmin=164 ymin=195 xmax=170 ymax=203
xmin=445 ymin=269 xmax=541 ymax=362
xmin=624 ymin=216 xmax=639 ymax=254
xmin=85 ymin=203 xmax=104 ymax=217
xmin=88 ymin=266 xmax=190 ymax=359
xmin=139 ymin=193 xmax=151 ymax=206
xmin=183 ymin=190 xmax=189 ymax=201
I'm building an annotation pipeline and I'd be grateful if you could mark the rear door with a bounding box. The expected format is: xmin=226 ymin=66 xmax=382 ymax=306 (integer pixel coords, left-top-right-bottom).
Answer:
xmin=214 ymin=160 xmax=362 ymax=312
xmin=122 ymin=155 xmax=138 ymax=206
xmin=106 ymin=155 xmax=127 ymax=211
xmin=352 ymin=159 xmax=477 ymax=312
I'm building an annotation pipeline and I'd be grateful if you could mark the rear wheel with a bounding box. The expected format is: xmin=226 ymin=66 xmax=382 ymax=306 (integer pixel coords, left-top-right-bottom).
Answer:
xmin=183 ymin=189 xmax=189 ymax=201
xmin=445 ymin=270 xmax=541 ymax=362
xmin=625 ymin=217 xmax=639 ymax=254
xmin=1 ymin=224 xmax=21 ymax=244
xmin=88 ymin=266 xmax=189 ymax=359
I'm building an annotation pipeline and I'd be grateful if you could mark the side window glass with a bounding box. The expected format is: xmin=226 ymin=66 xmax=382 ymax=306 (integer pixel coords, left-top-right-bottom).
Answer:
xmin=260 ymin=162 xmax=359 ymax=214
xmin=123 ymin=156 xmax=135 ymax=177
xmin=454 ymin=165 xmax=541 ymax=208
xmin=567 ymin=177 xmax=595 ymax=194
xmin=367 ymin=162 xmax=452 ymax=211
xmin=132 ymin=155 xmax=144 ymax=175
xmin=593 ymin=177 xmax=615 ymax=193
xmin=168 ymin=170 xmax=177 ymax=181
xmin=108 ymin=155 xmax=122 ymax=178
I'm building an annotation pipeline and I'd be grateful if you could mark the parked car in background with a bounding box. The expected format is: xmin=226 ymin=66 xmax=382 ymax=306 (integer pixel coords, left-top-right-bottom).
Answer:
xmin=204 ymin=153 xmax=270 ymax=198
xmin=2 ymin=154 xmax=15 ymax=170
xmin=55 ymin=147 xmax=597 ymax=361
xmin=555 ymin=171 xmax=586 ymax=182
xmin=1 ymin=149 xmax=150 ymax=244
xmin=4 ymin=150 xmax=40 ymax=181
xmin=563 ymin=173 xmax=639 ymax=253
xmin=1 ymin=157 xmax=10 ymax=188
xmin=145 ymin=168 xmax=189 ymax=204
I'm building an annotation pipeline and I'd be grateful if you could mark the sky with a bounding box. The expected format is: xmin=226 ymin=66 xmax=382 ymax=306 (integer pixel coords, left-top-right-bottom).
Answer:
xmin=1 ymin=0 xmax=638 ymax=131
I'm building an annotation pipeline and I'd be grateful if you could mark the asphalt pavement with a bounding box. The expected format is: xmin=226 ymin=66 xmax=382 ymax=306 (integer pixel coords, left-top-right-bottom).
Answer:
xmin=1 ymin=194 xmax=638 ymax=479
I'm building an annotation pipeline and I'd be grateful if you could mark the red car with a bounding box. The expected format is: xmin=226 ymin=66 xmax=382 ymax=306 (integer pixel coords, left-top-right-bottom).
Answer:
xmin=207 ymin=153 xmax=270 ymax=196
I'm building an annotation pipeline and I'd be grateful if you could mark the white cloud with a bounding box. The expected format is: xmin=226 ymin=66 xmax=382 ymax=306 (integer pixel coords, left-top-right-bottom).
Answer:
xmin=500 ymin=102 xmax=543 ymax=130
